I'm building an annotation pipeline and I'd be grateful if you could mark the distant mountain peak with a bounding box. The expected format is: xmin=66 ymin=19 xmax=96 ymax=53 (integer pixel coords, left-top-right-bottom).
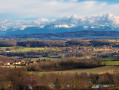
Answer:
xmin=0 ymin=13 xmax=119 ymax=36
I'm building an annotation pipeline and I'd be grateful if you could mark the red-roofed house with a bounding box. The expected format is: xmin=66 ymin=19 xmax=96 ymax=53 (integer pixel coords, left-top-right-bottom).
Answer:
xmin=3 ymin=62 xmax=10 ymax=66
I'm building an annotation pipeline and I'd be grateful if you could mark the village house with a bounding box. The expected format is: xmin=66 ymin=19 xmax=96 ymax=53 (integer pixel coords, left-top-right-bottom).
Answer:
xmin=13 ymin=62 xmax=21 ymax=65
xmin=6 ymin=50 xmax=11 ymax=53
xmin=29 ymin=60 xmax=37 ymax=64
xmin=3 ymin=62 xmax=10 ymax=66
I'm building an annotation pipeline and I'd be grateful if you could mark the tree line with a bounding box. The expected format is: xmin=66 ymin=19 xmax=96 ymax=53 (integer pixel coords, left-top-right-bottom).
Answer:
xmin=27 ymin=57 xmax=102 ymax=71
xmin=1 ymin=39 xmax=119 ymax=47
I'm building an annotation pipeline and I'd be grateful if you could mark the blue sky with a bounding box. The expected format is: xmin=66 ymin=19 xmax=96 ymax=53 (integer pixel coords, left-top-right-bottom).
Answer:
xmin=77 ymin=0 xmax=119 ymax=3
xmin=0 ymin=0 xmax=119 ymax=20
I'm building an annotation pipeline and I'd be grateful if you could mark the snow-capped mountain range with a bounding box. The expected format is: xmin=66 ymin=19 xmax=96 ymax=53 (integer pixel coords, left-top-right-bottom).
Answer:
xmin=0 ymin=13 xmax=119 ymax=36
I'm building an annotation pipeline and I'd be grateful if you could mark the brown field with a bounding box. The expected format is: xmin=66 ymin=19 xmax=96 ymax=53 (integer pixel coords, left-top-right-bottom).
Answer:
xmin=0 ymin=66 xmax=24 ymax=68
xmin=30 ymin=66 xmax=119 ymax=75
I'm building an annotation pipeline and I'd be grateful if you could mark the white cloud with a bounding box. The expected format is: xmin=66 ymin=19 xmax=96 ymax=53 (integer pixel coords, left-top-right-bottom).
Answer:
xmin=0 ymin=0 xmax=118 ymax=19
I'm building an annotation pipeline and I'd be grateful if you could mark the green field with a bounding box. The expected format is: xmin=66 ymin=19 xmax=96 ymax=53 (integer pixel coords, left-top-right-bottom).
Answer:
xmin=102 ymin=61 xmax=119 ymax=65
xmin=11 ymin=47 xmax=63 ymax=53
xmin=40 ymin=57 xmax=61 ymax=60
xmin=0 ymin=47 xmax=13 ymax=50
xmin=11 ymin=47 xmax=47 ymax=52
xmin=101 ymin=56 xmax=116 ymax=61
xmin=0 ymin=47 xmax=8 ymax=49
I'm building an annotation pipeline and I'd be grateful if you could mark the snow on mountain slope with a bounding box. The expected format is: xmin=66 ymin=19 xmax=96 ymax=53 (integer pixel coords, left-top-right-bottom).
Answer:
xmin=52 ymin=13 xmax=119 ymax=27
xmin=0 ymin=13 xmax=119 ymax=32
